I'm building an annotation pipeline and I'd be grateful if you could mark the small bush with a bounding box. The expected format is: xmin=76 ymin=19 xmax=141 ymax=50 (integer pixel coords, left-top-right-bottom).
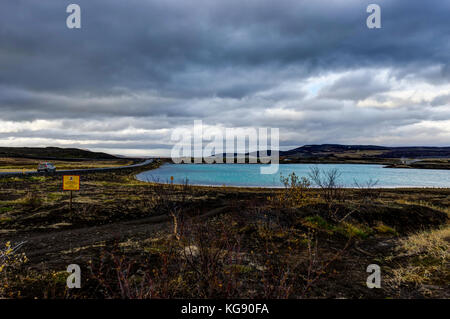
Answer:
xmin=0 ymin=241 xmax=28 ymax=297
xmin=268 ymin=172 xmax=319 ymax=209
xmin=23 ymin=192 xmax=43 ymax=209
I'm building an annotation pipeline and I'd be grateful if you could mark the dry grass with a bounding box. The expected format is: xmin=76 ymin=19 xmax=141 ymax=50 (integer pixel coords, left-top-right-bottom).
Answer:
xmin=0 ymin=162 xmax=448 ymax=299
xmin=385 ymin=226 xmax=449 ymax=296
xmin=0 ymin=169 xmax=36 ymax=173
xmin=398 ymin=226 xmax=449 ymax=263
xmin=0 ymin=157 xmax=133 ymax=171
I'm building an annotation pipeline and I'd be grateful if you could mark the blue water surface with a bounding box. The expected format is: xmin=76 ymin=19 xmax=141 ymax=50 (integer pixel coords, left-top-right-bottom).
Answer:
xmin=136 ymin=163 xmax=450 ymax=188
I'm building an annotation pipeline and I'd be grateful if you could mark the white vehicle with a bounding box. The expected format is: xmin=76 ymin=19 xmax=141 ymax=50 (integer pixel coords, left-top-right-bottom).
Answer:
xmin=37 ymin=162 xmax=56 ymax=173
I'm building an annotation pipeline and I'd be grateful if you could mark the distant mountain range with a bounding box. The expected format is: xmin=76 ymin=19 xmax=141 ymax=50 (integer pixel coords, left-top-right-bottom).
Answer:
xmin=2 ymin=145 xmax=450 ymax=169
xmin=220 ymin=144 xmax=450 ymax=159
xmin=278 ymin=144 xmax=450 ymax=159
xmin=215 ymin=144 xmax=450 ymax=169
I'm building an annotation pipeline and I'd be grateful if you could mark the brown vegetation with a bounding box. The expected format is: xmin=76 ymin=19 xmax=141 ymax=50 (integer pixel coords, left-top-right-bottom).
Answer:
xmin=0 ymin=162 xmax=448 ymax=299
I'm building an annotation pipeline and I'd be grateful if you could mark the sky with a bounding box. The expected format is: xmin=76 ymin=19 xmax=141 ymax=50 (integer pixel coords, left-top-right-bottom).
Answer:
xmin=1 ymin=0 xmax=449 ymax=156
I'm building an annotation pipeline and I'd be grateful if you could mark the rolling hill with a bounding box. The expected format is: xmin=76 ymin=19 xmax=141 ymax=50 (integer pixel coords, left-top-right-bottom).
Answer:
xmin=214 ymin=144 xmax=450 ymax=169
xmin=0 ymin=147 xmax=118 ymax=160
xmin=279 ymin=144 xmax=450 ymax=159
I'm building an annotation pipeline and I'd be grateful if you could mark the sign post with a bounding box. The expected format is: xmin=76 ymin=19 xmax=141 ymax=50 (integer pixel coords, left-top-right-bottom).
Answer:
xmin=63 ymin=175 xmax=80 ymax=254
xmin=63 ymin=175 xmax=80 ymax=213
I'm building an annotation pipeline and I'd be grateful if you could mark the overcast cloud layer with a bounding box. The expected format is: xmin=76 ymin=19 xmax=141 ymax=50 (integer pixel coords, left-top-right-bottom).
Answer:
xmin=1 ymin=0 xmax=449 ymax=156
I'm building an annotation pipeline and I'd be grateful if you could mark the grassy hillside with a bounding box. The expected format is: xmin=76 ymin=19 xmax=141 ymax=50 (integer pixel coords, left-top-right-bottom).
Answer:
xmin=280 ymin=144 xmax=450 ymax=159
xmin=0 ymin=147 xmax=118 ymax=160
xmin=279 ymin=144 xmax=450 ymax=169
xmin=211 ymin=144 xmax=450 ymax=169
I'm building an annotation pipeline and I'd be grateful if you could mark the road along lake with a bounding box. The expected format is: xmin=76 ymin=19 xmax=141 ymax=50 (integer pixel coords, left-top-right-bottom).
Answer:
xmin=136 ymin=163 xmax=450 ymax=188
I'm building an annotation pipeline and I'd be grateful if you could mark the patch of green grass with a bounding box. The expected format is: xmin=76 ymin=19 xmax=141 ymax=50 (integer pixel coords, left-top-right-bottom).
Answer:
xmin=0 ymin=216 xmax=13 ymax=223
xmin=0 ymin=176 xmax=23 ymax=183
xmin=96 ymin=181 xmax=124 ymax=187
xmin=336 ymin=222 xmax=372 ymax=239
xmin=227 ymin=264 xmax=254 ymax=274
xmin=0 ymin=206 xmax=14 ymax=214
xmin=302 ymin=215 xmax=335 ymax=233
xmin=303 ymin=216 xmax=373 ymax=239
xmin=374 ymin=222 xmax=398 ymax=235
xmin=29 ymin=176 xmax=48 ymax=182
xmin=46 ymin=192 xmax=66 ymax=202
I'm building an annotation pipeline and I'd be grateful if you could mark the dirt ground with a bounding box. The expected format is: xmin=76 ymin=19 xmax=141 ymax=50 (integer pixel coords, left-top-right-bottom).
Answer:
xmin=0 ymin=161 xmax=448 ymax=299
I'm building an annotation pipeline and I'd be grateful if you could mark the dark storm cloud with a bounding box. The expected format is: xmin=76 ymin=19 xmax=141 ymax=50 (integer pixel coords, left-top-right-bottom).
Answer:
xmin=318 ymin=70 xmax=391 ymax=101
xmin=0 ymin=0 xmax=449 ymax=154
xmin=2 ymin=0 xmax=449 ymax=95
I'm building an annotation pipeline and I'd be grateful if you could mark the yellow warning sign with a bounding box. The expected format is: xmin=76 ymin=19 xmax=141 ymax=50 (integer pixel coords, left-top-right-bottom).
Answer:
xmin=63 ymin=175 xmax=80 ymax=191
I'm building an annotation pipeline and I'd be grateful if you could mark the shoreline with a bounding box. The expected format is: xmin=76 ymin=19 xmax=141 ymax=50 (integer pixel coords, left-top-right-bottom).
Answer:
xmin=162 ymin=159 xmax=450 ymax=170
xmin=135 ymin=162 xmax=450 ymax=189
xmin=134 ymin=179 xmax=450 ymax=190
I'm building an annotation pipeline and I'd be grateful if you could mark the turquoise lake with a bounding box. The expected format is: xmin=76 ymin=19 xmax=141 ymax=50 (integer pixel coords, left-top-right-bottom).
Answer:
xmin=136 ymin=163 xmax=450 ymax=188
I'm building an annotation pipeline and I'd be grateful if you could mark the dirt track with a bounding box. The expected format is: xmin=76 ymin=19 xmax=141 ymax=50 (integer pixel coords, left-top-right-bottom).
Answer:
xmin=2 ymin=204 xmax=230 ymax=270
